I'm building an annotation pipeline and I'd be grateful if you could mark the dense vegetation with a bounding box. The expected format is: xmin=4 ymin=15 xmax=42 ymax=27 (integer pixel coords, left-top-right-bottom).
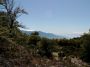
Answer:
xmin=0 ymin=0 xmax=90 ymax=67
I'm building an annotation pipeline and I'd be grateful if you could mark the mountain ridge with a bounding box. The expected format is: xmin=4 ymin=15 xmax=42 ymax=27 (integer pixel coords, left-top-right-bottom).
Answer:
xmin=21 ymin=30 xmax=82 ymax=39
xmin=21 ymin=30 xmax=66 ymax=39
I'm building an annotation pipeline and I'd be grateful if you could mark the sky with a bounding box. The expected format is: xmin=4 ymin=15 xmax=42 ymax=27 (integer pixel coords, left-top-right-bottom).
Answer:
xmin=17 ymin=0 xmax=90 ymax=35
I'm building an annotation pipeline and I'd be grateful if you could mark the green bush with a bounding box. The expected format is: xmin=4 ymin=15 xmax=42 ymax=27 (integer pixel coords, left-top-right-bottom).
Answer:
xmin=80 ymin=34 xmax=90 ymax=63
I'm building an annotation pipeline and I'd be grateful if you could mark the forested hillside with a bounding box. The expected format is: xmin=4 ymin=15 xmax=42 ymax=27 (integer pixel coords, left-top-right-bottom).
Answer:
xmin=0 ymin=0 xmax=90 ymax=67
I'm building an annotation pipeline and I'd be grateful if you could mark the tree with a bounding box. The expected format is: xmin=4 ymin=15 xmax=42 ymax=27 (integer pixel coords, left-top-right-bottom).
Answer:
xmin=31 ymin=31 xmax=39 ymax=36
xmin=0 ymin=12 xmax=7 ymax=26
xmin=37 ymin=38 xmax=53 ymax=58
xmin=28 ymin=32 xmax=40 ymax=46
xmin=0 ymin=0 xmax=27 ymax=33
xmin=80 ymin=33 xmax=90 ymax=62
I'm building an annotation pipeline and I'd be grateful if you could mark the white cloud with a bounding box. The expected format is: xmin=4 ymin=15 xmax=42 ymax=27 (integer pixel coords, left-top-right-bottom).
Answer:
xmin=19 ymin=28 xmax=35 ymax=31
xmin=70 ymin=32 xmax=84 ymax=35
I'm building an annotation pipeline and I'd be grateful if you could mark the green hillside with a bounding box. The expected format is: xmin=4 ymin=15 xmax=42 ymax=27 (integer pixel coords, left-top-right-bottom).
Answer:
xmin=0 ymin=0 xmax=90 ymax=67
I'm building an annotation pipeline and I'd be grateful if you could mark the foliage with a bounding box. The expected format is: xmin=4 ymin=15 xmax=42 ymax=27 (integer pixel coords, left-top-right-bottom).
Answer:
xmin=80 ymin=34 xmax=90 ymax=63
xmin=28 ymin=35 xmax=41 ymax=46
xmin=0 ymin=0 xmax=90 ymax=66
xmin=0 ymin=0 xmax=27 ymax=34
xmin=37 ymin=38 xmax=53 ymax=58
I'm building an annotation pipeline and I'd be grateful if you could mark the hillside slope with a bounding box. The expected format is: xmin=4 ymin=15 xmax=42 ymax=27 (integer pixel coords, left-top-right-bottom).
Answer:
xmin=0 ymin=36 xmax=33 ymax=67
xmin=0 ymin=36 xmax=89 ymax=67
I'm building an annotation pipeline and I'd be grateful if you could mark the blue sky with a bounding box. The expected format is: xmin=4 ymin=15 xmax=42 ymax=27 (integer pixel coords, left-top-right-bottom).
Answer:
xmin=17 ymin=0 xmax=90 ymax=35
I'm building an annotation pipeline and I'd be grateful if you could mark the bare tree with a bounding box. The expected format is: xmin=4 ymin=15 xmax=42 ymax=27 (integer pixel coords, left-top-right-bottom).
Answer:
xmin=0 ymin=0 xmax=27 ymax=33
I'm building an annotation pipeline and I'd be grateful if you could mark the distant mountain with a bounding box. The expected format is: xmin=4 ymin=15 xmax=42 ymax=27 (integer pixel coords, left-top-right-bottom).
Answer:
xmin=22 ymin=30 xmax=65 ymax=39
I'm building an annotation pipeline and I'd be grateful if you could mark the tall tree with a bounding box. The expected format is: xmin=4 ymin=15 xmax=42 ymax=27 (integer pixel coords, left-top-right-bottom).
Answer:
xmin=0 ymin=0 xmax=27 ymax=33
